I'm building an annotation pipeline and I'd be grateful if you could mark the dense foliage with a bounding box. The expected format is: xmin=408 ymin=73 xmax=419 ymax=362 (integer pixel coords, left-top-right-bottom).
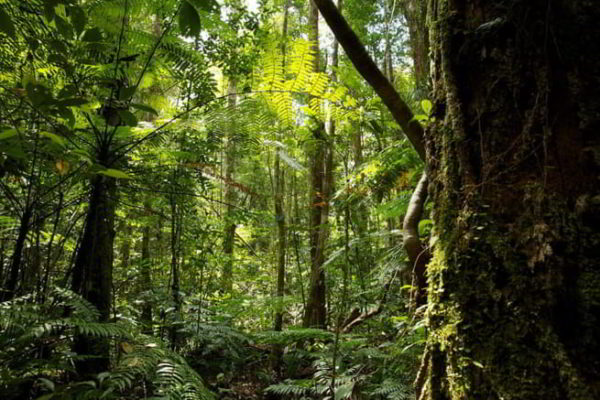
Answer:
xmin=0 ymin=0 xmax=431 ymax=399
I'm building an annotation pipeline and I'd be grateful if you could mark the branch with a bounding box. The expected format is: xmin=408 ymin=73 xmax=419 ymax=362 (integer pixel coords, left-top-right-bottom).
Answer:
xmin=402 ymin=172 xmax=430 ymax=306
xmin=312 ymin=0 xmax=426 ymax=161
xmin=341 ymin=268 xmax=397 ymax=333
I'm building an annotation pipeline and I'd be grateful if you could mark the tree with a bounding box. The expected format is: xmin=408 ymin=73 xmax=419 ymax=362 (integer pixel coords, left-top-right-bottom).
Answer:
xmin=303 ymin=0 xmax=329 ymax=330
xmin=316 ymin=0 xmax=600 ymax=398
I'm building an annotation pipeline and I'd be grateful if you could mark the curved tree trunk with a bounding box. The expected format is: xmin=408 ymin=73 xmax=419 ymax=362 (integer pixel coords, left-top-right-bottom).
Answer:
xmin=402 ymin=172 xmax=429 ymax=307
xmin=418 ymin=1 xmax=600 ymax=398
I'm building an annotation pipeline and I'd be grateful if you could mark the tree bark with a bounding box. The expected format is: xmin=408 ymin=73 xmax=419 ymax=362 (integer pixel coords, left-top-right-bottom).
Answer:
xmin=418 ymin=1 xmax=600 ymax=398
xmin=402 ymin=172 xmax=429 ymax=307
xmin=399 ymin=0 xmax=430 ymax=98
xmin=71 ymin=173 xmax=117 ymax=375
xmin=2 ymin=207 xmax=32 ymax=301
xmin=140 ymin=201 xmax=153 ymax=335
xmin=221 ymin=78 xmax=238 ymax=294
xmin=304 ymin=0 xmax=328 ymax=330
xmin=274 ymin=0 xmax=291 ymax=336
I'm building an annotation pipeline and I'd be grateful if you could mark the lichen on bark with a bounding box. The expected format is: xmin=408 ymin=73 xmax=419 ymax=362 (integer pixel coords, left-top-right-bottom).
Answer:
xmin=420 ymin=0 xmax=600 ymax=399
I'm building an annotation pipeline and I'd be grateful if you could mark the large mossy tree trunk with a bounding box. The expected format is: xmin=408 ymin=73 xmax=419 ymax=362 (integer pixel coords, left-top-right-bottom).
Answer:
xmin=71 ymin=172 xmax=117 ymax=375
xmin=420 ymin=1 xmax=600 ymax=398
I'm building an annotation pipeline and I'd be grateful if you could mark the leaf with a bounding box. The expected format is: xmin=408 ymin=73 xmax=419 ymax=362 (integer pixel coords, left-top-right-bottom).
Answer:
xmin=55 ymin=159 xmax=70 ymax=175
xmin=38 ymin=377 xmax=55 ymax=392
xmin=131 ymin=103 xmax=158 ymax=115
xmin=421 ymin=99 xmax=433 ymax=116
xmin=98 ymin=169 xmax=132 ymax=179
xmin=82 ymin=27 xmax=102 ymax=42
xmin=43 ymin=0 xmax=57 ymax=21
xmin=39 ymin=131 xmax=66 ymax=147
xmin=54 ymin=15 xmax=73 ymax=39
xmin=58 ymin=98 xmax=89 ymax=107
xmin=334 ymin=383 xmax=354 ymax=400
xmin=69 ymin=5 xmax=87 ymax=36
xmin=0 ymin=7 xmax=16 ymax=39
xmin=0 ymin=129 xmax=17 ymax=140
xmin=119 ymin=86 xmax=136 ymax=100
xmin=189 ymin=0 xmax=219 ymax=13
xmin=118 ymin=110 xmax=138 ymax=127
xmin=179 ymin=1 xmax=201 ymax=37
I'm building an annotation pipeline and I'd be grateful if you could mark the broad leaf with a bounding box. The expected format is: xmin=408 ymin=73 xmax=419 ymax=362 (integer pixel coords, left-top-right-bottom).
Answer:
xmin=69 ymin=5 xmax=87 ymax=36
xmin=118 ymin=110 xmax=138 ymax=127
xmin=82 ymin=27 xmax=102 ymax=42
xmin=189 ymin=0 xmax=219 ymax=13
xmin=179 ymin=1 xmax=201 ymax=37
xmin=39 ymin=131 xmax=66 ymax=147
xmin=54 ymin=15 xmax=73 ymax=39
xmin=131 ymin=103 xmax=158 ymax=115
xmin=98 ymin=169 xmax=132 ymax=179
xmin=0 ymin=129 xmax=17 ymax=140
xmin=0 ymin=7 xmax=15 ymax=39
xmin=421 ymin=99 xmax=433 ymax=116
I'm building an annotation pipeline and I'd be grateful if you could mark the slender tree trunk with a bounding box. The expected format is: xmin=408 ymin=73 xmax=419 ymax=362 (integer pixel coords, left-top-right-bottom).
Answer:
xmin=140 ymin=201 xmax=153 ymax=334
xmin=274 ymin=0 xmax=291 ymax=335
xmin=304 ymin=0 xmax=327 ymax=329
xmin=119 ymin=223 xmax=132 ymax=270
xmin=71 ymin=172 xmax=117 ymax=375
xmin=416 ymin=1 xmax=600 ymax=399
xmin=400 ymin=0 xmax=429 ymax=98
xmin=2 ymin=207 xmax=32 ymax=301
xmin=402 ymin=172 xmax=429 ymax=307
xmin=221 ymin=78 xmax=238 ymax=294
xmin=169 ymin=190 xmax=182 ymax=349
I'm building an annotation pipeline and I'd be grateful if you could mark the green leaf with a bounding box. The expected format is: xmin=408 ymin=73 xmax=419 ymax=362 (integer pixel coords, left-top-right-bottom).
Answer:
xmin=118 ymin=86 xmax=136 ymax=101
xmin=69 ymin=6 xmax=87 ymax=36
xmin=26 ymin=83 xmax=52 ymax=106
xmin=39 ymin=131 xmax=66 ymax=147
xmin=43 ymin=0 xmax=57 ymax=21
xmin=334 ymin=383 xmax=354 ymax=400
xmin=118 ymin=110 xmax=138 ymax=127
xmin=58 ymin=98 xmax=89 ymax=107
xmin=54 ymin=15 xmax=73 ymax=39
xmin=179 ymin=1 xmax=201 ymax=37
xmin=98 ymin=169 xmax=132 ymax=179
xmin=0 ymin=129 xmax=17 ymax=140
xmin=38 ymin=377 xmax=55 ymax=392
xmin=82 ymin=27 xmax=102 ymax=42
xmin=421 ymin=99 xmax=433 ymax=116
xmin=131 ymin=103 xmax=158 ymax=115
xmin=0 ymin=7 xmax=16 ymax=39
xmin=418 ymin=219 xmax=433 ymax=236
xmin=189 ymin=0 xmax=219 ymax=13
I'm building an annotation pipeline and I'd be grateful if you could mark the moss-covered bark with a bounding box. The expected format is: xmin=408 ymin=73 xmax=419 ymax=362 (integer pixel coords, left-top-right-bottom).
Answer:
xmin=421 ymin=0 xmax=600 ymax=398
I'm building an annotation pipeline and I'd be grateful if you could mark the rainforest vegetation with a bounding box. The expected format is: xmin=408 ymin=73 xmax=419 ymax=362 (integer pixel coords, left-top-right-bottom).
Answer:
xmin=0 ymin=0 xmax=598 ymax=399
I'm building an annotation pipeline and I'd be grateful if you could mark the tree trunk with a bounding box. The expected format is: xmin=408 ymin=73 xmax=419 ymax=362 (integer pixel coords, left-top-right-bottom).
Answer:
xmin=304 ymin=0 xmax=327 ymax=330
xmin=169 ymin=190 xmax=182 ymax=349
xmin=274 ymin=0 xmax=290 ymax=335
xmin=221 ymin=78 xmax=238 ymax=294
xmin=402 ymin=172 xmax=429 ymax=307
xmin=418 ymin=1 xmax=600 ymax=399
xmin=140 ymin=202 xmax=153 ymax=334
xmin=400 ymin=0 xmax=429 ymax=98
xmin=71 ymin=173 xmax=117 ymax=375
xmin=2 ymin=207 xmax=32 ymax=301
